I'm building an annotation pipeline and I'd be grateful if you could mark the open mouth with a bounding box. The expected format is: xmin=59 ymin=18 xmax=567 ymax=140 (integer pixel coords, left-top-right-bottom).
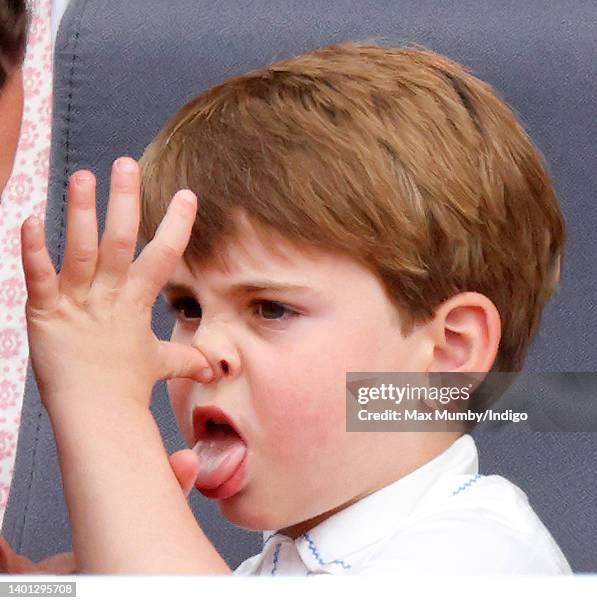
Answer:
xmin=192 ymin=406 xmax=245 ymax=445
xmin=191 ymin=405 xmax=248 ymax=498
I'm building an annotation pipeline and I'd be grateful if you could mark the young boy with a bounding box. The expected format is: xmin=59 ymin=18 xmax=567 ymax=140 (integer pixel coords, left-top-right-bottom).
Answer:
xmin=16 ymin=41 xmax=571 ymax=574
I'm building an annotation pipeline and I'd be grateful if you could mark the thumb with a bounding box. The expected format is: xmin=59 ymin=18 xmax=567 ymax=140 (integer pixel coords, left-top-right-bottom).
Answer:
xmin=169 ymin=448 xmax=201 ymax=497
xmin=157 ymin=340 xmax=214 ymax=382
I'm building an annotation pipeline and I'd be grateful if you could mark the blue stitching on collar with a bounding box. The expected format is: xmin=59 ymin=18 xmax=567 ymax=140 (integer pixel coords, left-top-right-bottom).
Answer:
xmin=270 ymin=542 xmax=282 ymax=575
xmin=263 ymin=531 xmax=279 ymax=546
xmin=452 ymin=473 xmax=482 ymax=496
xmin=303 ymin=532 xmax=352 ymax=570
xmin=265 ymin=473 xmax=482 ymax=575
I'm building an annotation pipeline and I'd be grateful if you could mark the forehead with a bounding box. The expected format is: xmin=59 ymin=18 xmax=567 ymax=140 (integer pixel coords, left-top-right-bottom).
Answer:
xmin=167 ymin=210 xmax=332 ymax=291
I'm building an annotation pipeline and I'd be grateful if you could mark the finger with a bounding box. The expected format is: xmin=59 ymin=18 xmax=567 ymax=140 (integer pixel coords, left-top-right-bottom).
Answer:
xmin=157 ymin=340 xmax=214 ymax=383
xmin=60 ymin=171 xmax=98 ymax=303
xmin=20 ymin=216 xmax=60 ymax=313
xmin=35 ymin=552 xmax=77 ymax=575
xmin=169 ymin=449 xmax=200 ymax=497
xmin=129 ymin=189 xmax=196 ymax=307
xmin=93 ymin=157 xmax=140 ymax=293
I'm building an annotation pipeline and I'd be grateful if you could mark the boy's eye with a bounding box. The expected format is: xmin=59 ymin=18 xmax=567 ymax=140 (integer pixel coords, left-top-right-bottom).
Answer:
xmin=164 ymin=297 xmax=298 ymax=323
xmin=165 ymin=297 xmax=202 ymax=321
xmin=251 ymin=300 xmax=298 ymax=321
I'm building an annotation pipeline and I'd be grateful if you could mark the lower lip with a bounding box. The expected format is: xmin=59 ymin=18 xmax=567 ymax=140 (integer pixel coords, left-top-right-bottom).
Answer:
xmin=196 ymin=450 xmax=248 ymax=500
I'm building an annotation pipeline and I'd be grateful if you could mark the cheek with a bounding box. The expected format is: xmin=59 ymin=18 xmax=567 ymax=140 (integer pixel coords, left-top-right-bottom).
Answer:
xmin=252 ymin=345 xmax=348 ymax=464
xmin=167 ymin=378 xmax=194 ymax=445
xmin=0 ymin=73 xmax=23 ymax=192
xmin=167 ymin=325 xmax=198 ymax=446
xmin=250 ymin=316 xmax=410 ymax=467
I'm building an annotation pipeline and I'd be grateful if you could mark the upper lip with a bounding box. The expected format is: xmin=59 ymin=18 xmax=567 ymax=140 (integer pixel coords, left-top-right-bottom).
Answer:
xmin=192 ymin=405 xmax=245 ymax=444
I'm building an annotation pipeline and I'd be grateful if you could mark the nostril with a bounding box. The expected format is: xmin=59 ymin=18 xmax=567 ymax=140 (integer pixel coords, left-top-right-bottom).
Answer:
xmin=220 ymin=360 xmax=230 ymax=375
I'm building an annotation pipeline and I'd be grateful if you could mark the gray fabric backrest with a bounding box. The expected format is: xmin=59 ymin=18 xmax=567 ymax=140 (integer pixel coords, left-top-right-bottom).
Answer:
xmin=3 ymin=0 xmax=596 ymax=572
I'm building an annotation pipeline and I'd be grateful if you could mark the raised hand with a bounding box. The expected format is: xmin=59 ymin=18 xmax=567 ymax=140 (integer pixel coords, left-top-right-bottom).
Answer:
xmin=20 ymin=157 xmax=213 ymax=413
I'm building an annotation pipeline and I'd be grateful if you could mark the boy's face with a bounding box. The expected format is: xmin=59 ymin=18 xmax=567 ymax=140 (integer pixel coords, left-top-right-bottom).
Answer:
xmin=164 ymin=210 xmax=433 ymax=533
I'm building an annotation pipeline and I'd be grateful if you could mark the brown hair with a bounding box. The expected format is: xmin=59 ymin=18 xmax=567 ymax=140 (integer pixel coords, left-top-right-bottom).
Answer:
xmin=0 ymin=0 xmax=29 ymax=89
xmin=139 ymin=39 xmax=564 ymax=372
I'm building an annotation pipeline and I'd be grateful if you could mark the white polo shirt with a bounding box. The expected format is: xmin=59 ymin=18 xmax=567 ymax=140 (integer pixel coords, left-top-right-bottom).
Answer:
xmin=233 ymin=434 xmax=572 ymax=575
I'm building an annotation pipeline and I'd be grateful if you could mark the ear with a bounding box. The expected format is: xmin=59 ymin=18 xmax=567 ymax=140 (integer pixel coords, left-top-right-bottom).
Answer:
xmin=426 ymin=292 xmax=501 ymax=373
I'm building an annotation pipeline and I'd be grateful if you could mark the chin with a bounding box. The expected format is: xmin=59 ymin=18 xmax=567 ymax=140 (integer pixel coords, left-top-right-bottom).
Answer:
xmin=217 ymin=489 xmax=286 ymax=531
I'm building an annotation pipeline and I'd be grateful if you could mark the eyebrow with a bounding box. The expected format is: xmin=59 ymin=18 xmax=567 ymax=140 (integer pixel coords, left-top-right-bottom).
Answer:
xmin=161 ymin=279 xmax=313 ymax=297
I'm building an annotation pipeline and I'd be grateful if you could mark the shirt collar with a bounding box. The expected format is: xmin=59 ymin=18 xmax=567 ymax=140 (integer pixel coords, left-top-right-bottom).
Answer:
xmin=262 ymin=433 xmax=479 ymax=573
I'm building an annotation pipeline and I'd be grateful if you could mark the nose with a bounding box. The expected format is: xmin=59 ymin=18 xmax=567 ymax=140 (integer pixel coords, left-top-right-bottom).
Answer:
xmin=191 ymin=320 xmax=241 ymax=381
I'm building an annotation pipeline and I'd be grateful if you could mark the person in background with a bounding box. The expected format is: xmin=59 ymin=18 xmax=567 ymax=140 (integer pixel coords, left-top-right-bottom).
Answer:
xmin=0 ymin=0 xmax=28 ymax=195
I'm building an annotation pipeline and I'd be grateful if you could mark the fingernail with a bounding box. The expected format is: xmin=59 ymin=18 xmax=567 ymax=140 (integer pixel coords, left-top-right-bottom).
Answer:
xmin=25 ymin=217 xmax=43 ymax=249
xmin=28 ymin=216 xmax=42 ymax=234
xmin=199 ymin=367 xmax=213 ymax=382
xmin=179 ymin=189 xmax=196 ymax=204
xmin=115 ymin=157 xmax=137 ymax=173
xmin=75 ymin=172 xmax=92 ymax=185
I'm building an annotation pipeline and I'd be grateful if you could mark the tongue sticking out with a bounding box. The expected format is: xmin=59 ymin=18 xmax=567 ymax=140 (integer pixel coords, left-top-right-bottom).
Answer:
xmin=192 ymin=424 xmax=247 ymax=490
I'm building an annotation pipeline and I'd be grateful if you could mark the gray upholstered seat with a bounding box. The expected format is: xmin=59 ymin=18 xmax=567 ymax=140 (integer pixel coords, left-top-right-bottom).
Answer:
xmin=3 ymin=0 xmax=596 ymax=572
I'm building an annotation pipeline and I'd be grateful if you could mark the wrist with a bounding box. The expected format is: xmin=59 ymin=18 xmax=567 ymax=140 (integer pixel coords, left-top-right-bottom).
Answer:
xmin=41 ymin=385 xmax=152 ymax=417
